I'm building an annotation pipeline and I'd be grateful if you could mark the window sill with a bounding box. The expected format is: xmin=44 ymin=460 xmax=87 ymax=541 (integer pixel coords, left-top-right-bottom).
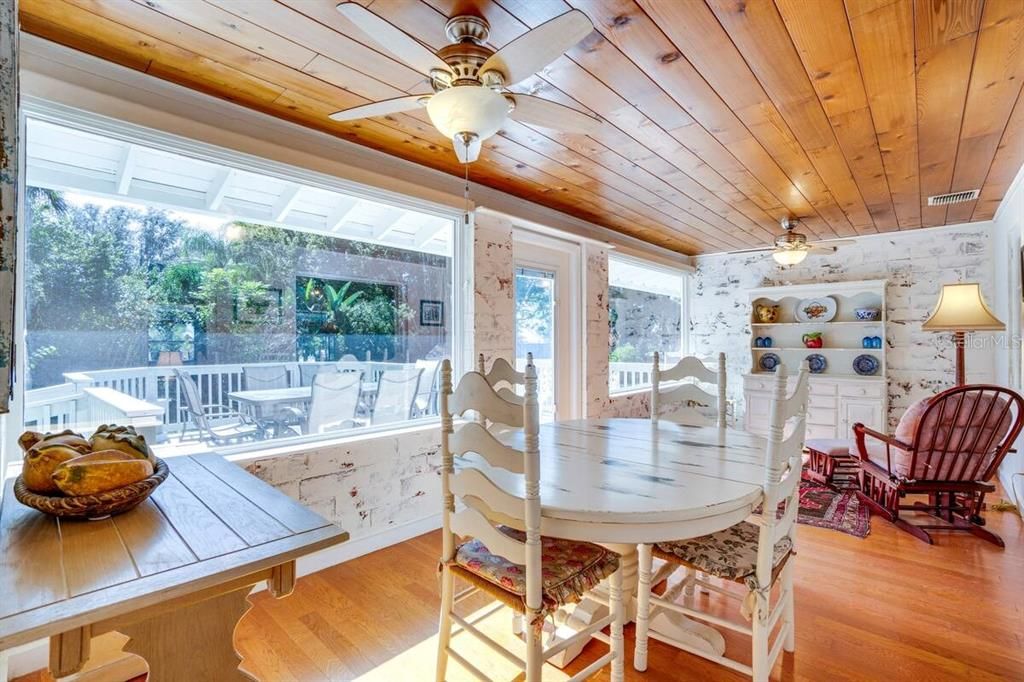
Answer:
xmin=224 ymin=420 xmax=440 ymax=465
xmin=608 ymin=386 xmax=652 ymax=399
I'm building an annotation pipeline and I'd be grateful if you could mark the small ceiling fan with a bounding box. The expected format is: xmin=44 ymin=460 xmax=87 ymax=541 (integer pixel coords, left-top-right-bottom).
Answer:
xmin=728 ymin=218 xmax=856 ymax=265
xmin=329 ymin=3 xmax=603 ymax=163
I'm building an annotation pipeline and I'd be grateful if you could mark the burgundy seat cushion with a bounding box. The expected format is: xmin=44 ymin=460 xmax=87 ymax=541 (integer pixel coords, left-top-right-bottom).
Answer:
xmin=804 ymin=438 xmax=852 ymax=457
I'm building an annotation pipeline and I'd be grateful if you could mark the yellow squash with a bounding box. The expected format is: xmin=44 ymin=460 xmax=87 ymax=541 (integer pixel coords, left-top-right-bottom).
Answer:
xmin=52 ymin=456 xmax=154 ymax=497
xmin=89 ymin=424 xmax=155 ymax=464
xmin=22 ymin=443 xmax=90 ymax=494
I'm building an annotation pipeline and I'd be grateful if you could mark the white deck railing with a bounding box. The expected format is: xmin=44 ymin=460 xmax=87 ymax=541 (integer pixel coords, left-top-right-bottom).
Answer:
xmin=24 ymin=358 xmax=661 ymax=441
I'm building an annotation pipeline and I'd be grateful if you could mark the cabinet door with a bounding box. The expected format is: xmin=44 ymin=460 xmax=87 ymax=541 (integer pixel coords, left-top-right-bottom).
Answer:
xmin=841 ymin=399 xmax=884 ymax=434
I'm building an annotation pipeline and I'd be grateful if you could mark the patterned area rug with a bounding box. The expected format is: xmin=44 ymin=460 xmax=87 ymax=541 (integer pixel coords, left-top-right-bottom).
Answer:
xmin=798 ymin=480 xmax=871 ymax=538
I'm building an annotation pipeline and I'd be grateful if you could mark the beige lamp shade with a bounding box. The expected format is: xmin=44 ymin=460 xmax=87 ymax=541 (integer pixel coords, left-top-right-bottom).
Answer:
xmin=922 ymin=282 xmax=1005 ymax=332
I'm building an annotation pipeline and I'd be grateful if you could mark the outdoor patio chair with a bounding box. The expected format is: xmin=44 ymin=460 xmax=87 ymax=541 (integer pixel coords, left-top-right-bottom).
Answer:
xmin=307 ymin=371 xmax=365 ymax=434
xmin=299 ymin=362 xmax=341 ymax=387
xmin=173 ymin=368 xmax=265 ymax=445
xmin=243 ymin=364 xmax=305 ymax=435
xmin=853 ymin=384 xmax=1024 ymax=546
xmin=371 ymin=367 xmax=424 ymax=425
xmin=413 ymin=359 xmax=442 ymax=417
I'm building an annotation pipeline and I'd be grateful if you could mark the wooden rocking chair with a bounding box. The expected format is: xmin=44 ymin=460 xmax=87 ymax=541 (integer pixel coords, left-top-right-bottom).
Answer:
xmin=853 ymin=384 xmax=1024 ymax=546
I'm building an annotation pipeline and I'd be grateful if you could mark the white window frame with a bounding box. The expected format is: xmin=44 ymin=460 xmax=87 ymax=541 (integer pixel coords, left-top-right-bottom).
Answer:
xmin=607 ymin=253 xmax=690 ymax=396
xmin=12 ymin=101 xmax=468 ymax=457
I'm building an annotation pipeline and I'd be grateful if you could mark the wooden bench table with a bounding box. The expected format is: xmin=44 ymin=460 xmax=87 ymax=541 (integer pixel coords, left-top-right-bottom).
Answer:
xmin=0 ymin=453 xmax=348 ymax=681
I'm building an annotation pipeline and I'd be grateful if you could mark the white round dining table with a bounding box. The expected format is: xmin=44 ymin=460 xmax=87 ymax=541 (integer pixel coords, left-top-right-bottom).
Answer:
xmin=492 ymin=417 xmax=769 ymax=667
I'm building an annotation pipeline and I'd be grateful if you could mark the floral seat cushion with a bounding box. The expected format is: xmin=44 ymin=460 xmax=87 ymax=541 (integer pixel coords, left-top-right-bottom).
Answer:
xmin=452 ymin=527 xmax=619 ymax=620
xmin=653 ymin=521 xmax=792 ymax=592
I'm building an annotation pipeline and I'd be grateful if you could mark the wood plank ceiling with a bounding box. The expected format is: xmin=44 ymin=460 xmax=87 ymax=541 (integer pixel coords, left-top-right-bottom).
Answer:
xmin=18 ymin=0 xmax=1024 ymax=255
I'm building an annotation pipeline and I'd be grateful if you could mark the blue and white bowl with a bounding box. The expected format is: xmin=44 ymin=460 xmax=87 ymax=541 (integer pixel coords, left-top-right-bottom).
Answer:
xmin=855 ymin=308 xmax=881 ymax=321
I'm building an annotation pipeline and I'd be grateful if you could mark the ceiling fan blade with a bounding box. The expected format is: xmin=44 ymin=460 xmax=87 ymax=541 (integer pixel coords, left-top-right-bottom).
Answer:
xmin=480 ymin=10 xmax=594 ymax=86
xmin=336 ymin=2 xmax=451 ymax=77
xmin=329 ymin=95 xmax=429 ymax=122
xmin=807 ymin=240 xmax=857 ymax=252
xmin=726 ymin=246 xmax=776 ymax=255
xmin=509 ymin=94 xmax=602 ymax=134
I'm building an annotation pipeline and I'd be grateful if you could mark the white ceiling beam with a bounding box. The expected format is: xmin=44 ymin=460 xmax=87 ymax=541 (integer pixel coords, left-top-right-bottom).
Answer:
xmin=205 ymin=168 xmax=234 ymax=210
xmin=114 ymin=144 xmax=137 ymax=195
xmin=325 ymin=196 xmax=361 ymax=232
xmin=272 ymin=184 xmax=302 ymax=222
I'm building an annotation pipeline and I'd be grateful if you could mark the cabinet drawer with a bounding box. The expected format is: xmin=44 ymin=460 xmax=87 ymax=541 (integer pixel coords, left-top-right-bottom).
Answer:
xmin=809 ymin=381 xmax=838 ymax=396
xmin=745 ymin=393 xmax=771 ymax=418
xmin=840 ymin=382 xmax=884 ymax=399
xmin=806 ymin=424 xmax=838 ymax=440
xmin=807 ymin=407 xmax=838 ymax=425
xmin=810 ymin=395 xmax=837 ymax=409
xmin=744 ymin=376 xmax=773 ymax=392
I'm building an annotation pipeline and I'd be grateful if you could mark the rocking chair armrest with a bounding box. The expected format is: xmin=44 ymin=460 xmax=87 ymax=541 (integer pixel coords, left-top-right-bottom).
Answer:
xmin=852 ymin=423 xmax=912 ymax=477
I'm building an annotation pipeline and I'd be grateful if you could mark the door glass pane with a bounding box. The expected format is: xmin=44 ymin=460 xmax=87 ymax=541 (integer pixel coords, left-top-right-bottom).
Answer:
xmin=515 ymin=266 xmax=556 ymax=422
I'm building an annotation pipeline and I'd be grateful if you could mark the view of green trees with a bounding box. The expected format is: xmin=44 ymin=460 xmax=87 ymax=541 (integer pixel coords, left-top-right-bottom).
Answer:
xmin=25 ymin=188 xmax=432 ymax=389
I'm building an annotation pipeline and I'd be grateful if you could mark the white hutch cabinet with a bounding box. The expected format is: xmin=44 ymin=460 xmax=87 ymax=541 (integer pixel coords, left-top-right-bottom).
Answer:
xmin=742 ymin=280 xmax=888 ymax=440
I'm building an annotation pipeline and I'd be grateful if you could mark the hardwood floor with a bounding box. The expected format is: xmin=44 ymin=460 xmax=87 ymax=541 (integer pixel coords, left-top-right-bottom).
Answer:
xmin=16 ymin=503 xmax=1024 ymax=681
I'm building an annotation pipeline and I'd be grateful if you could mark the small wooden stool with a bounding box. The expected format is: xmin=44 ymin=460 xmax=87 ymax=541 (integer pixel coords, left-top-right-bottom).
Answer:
xmin=803 ymin=439 xmax=859 ymax=489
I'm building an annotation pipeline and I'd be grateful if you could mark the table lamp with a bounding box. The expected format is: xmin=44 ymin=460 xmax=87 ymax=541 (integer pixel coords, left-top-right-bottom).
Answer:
xmin=922 ymin=282 xmax=1005 ymax=385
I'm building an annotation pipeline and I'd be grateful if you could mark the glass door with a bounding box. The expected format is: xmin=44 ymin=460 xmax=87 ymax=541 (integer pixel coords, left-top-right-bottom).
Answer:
xmin=515 ymin=266 xmax=557 ymax=422
xmin=514 ymin=233 xmax=581 ymax=422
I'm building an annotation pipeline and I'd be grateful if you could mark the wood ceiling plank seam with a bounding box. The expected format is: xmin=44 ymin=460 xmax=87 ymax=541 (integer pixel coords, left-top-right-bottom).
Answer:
xmin=569 ymin=0 xmax=836 ymax=241
xmin=706 ymin=0 xmax=878 ymax=236
xmin=214 ymin=0 xmax=429 ymax=92
xmin=23 ymin=0 xmax=287 ymax=103
xmin=971 ymin=84 xmax=1024 ymax=221
xmin=844 ymin=0 xmax=923 ymax=230
xmin=945 ymin=0 xmax=1024 ymax=223
xmin=635 ymin=0 xmax=854 ymax=239
xmin=408 ymin=0 xmax=770 ymax=245
xmin=206 ymin=0 xmax=430 ymax=98
xmin=913 ymin=0 xmax=983 ymax=228
xmin=493 ymin=118 xmax=771 ymax=245
xmin=774 ymin=0 xmax=900 ymax=232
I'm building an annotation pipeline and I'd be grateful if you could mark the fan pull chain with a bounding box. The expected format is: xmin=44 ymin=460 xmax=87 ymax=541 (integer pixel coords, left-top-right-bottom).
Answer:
xmin=463 ymin=160 xmax=471 ymax=224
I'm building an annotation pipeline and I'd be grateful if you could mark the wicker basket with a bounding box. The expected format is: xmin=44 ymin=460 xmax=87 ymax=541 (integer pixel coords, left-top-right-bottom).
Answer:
xmin=14 ymin=457 xmax=170 ymax=520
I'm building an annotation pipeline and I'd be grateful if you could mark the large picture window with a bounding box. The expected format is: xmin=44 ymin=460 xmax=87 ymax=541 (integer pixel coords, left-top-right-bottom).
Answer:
xmin=22 ymin=118 xmax=456 ymax=456
xmin=608 ymin=255 xmax=687 ymax=394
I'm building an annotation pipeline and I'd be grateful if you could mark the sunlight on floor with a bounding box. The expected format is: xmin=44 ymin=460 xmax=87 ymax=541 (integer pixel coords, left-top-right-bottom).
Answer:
xmin=354 ymin=602 xmax=573 ymax=682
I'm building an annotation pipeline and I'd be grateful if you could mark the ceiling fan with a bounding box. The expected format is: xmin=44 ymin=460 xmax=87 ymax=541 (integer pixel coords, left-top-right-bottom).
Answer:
xmin=728 ymin=218 xmax=856 ymax=265
xmin=329 ymin=3 xmax=603 ymax=163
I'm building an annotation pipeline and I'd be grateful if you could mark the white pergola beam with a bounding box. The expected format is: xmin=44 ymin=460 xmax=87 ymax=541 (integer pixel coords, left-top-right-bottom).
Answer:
xmin=115 ymin=144 xmax=137 ymax=195
xmin=415 ymin=217 xmax=452 ymax=248
xmin=371 ymin=208 xmax=410 ymax=241
xmin=326 ymin=196 xmax=360 ymax=232
xmin=272 ymin=184 xmax=302 ymax=222
xmin=205 ymin=168 xmax=234 ymax=210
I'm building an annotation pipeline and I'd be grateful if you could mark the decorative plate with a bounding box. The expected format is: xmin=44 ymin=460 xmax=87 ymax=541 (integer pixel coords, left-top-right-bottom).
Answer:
xmin=853 ymin=354 xmax=880 ymax=376
xmin=805 ymin=353 xmax=827 ymax=374
xmin=759 ymin=352 xmax=781 ymax=372
xmin=795 ymin=296 xmax=837 ymax=323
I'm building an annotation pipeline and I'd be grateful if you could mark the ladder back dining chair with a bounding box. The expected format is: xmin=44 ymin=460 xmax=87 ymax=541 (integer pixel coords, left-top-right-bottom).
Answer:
xmin=476 ymin=352 xmax=533 ymax=404
xmin=635 ymin=362 xmax=809 ymax=682
xmin=651 ymin=352 xmax=727 ymax=427
xmin=436 ymin=359 xmax=625 ymax=682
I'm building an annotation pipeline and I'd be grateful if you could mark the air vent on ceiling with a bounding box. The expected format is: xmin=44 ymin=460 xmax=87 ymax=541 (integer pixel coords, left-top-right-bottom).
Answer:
xmin=927 ymin=189 xmax=980 ymax=206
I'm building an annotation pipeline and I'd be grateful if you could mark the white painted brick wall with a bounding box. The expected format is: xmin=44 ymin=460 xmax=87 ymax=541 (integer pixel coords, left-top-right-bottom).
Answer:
xmin=691 ymin=222 xmax=997 ymax=429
